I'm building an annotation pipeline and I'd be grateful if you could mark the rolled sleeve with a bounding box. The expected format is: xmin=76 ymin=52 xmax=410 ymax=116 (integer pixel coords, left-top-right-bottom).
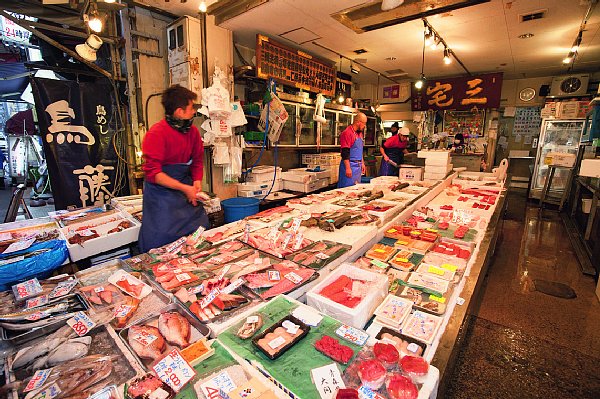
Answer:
xmin=190 ymin=128 xmax=204 ymax=182
xmin=142 ymin=131 xmax=164 ymax=184
xmin=339 ymin=128 xmax=356 ymax=149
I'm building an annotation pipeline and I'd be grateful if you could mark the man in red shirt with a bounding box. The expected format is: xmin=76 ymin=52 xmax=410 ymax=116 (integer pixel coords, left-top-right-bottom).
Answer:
xmin=338 ymin=112 xmax=367 ymax=188
xmin=138 ymin=85 xmax=209 ymax=252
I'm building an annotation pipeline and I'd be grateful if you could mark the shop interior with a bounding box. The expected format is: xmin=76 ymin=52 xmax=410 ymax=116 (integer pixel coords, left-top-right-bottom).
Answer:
xmin=0 ymin=1 xmax=599 ymax=398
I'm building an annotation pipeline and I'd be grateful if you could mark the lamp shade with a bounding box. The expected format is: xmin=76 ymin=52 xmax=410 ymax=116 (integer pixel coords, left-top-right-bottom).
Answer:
xmin=75 ymin=34 xmax=103 ymax=62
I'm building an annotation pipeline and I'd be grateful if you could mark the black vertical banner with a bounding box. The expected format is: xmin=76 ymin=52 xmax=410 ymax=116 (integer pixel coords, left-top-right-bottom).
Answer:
xmin=32 ymin=78 xmax=120 ymax=210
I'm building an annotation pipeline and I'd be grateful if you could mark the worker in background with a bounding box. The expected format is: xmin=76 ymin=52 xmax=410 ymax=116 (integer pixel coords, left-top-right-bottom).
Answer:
xmin=379 ymin=123 xmax=412 ymax=176
xmin=451 ymin=133 xmax=466 ymax=153
xmin=138 ymin=84 xmax=209 ymax=252
xmin=338 ymin=112 xmax=367 ymax=187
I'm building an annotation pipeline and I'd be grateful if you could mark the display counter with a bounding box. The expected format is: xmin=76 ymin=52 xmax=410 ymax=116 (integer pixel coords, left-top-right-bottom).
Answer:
xmin=450 ymin=153 xmax=484 ymax=171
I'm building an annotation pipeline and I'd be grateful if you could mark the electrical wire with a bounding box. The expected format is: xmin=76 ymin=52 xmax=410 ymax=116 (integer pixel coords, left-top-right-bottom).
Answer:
xmin=243 ymin=78 xmax=273 ymax=178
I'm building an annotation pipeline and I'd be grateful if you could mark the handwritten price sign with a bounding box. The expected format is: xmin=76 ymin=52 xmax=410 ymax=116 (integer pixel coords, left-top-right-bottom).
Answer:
xmin=335 ymin=324 xmax=368 ymax=346
xmin=153 ymin=348 xmax=196 ymax=392
xmin=49 ymin=280 xmax=78 ymax=299
xmin=23 ymin=369 xmax=51 ymax=392
xmin=67 ymin=311 xmax=95 ymax=336
xmin=26 ymin=295 xmax=49 ymax=309
xmin=13 ymin=278 xmax=43 ymax=301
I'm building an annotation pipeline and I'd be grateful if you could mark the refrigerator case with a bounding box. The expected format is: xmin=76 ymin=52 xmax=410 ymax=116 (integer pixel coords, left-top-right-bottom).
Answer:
xmin=529 ymin=119 xmax=585 ymax=199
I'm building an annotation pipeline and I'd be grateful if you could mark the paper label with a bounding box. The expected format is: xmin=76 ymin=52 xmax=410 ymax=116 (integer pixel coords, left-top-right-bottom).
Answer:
xmin=281 ymin=232 xmax=293 ymax=250
xmin=176 ymin=258 xmax=194 ymax=266
xmin=172 ymin=268 xmax=183 ymax=274
xmin=153 ymin=348 xmax=196 ymax=392
xmin=94 ymin=286 xmax=105 ymax=293
xmin=387 ymin=228 xmax=397 ymax=233
xmin=49 ymin=280 xmax=78 ymax=299
xmin=2 ymin=237 xmax=35 ymax=254
xmin=67 ymin=311 xmax=95 ymax=336
xmin=79 ymin=229 xmax=95 ymax=237
xmin=293 ymin=232 xmax=304 ymax=250
xmin=132 ymin=330 xmax=159 ymax=346
xmin=128 ymin=257 xmax=142 ymax=264
xmin=395 ymin=257 xmax=409 ymax=263
xmin=0 ymin=232 xmax=12 ymax=241
xmin=335 ymin=324 xmax=368 ymax=346
xmin=268 ymin=336 xmax=286 ymax=349
xmin=13 ymin=278 xmax=43 ymax=301
xmin=357 ymin=385 xmax=385 ymax=399
xmin=441 ymin=263 xmax=458 ymax=272
xmin=199 ymin=371 xmax=237 ymax=399
xmin=176 ymin=273 xmax=192 ymax=282
xmin=398 ymin=240 xmax=409 ymax=245
xmin=370 ymin=259 xmax=388 ymax=269
xmin=407 ymin=343 xmax=420 ymax=354
xmin=26 ymin=295 xmax=49 ymax=309
xmin=190 ymin=225 xmax=206 ymax=242
xmin=25 ymin=311 xmax=47 ymax=321
xmin=315 ymin=252 xmax=330 ymax=260
xmin=284 ymin=272 xmax=303 ymax=284
xmin=32 ymin=383 xmax=61 ymax=399
xmin=217 ymin=265 xmax=231 ymax=281
xmin=268 ymin=270 xmax=281 ymax=281
xmin=456 ymin=297 xmax=465 ymax=306
xmin=253 ymin=258 xmax=263 ymax=265
xmin=311 ymin=364 xmax=345 ymax=399
xmin=148 ymin=388 xmax=170 ymax=399
xmin=0 ymin=255 xmax=24 ymax=266
xmin=267 ymin=226 xmax=279 ymax=242
xmin=187 ymin=284 xmax=205 ymax=295
xmin=113 ymin=304 xmax=134 ymax=318
xmin=221 ymin=278 xmax=245 ymax=294
xmin=428 ymin=265 xmax=446 ymax=276
xmin=291 ymin=218 xmax=302 ymax=232
xmin=165 ymin=237 xmax=186 ymax=254
xmin=282 ymin=320 xmax=300 ymax=335
xmin=247 ymin=315 xmax=259 ymax=324
xmin=374 ymin=248 xmax=386 ymax=253
xmin=24 ymin=369 xmax=51 ymax=392
xmin=200 ymin=288 xmax=221 ymax=309
xmin=429 ymin=294 xmax=446 ymax=304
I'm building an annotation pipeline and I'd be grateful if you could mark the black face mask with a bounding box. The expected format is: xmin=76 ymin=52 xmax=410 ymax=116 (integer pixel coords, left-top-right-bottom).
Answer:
xmin=166 ymin=115 xmax=194 ymax=133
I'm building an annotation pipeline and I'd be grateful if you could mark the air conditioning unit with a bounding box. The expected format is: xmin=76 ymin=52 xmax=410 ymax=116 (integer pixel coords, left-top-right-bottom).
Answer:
xmin=549 ymin=74 xmax=590 ymax=97
xmin=167 ymin=16 xmax=202 ymax=100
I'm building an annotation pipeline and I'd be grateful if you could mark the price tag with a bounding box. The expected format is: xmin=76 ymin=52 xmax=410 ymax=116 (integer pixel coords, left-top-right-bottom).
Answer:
xmin=395 ymin=257 xmax=409 ymax=263
xmin=427 ymin=265 xmax=446 ymax=276
xmin=284 ymin=272 xmax=303 ymax=284
xmin=268 ymin=336 xmax=286 ymax=349
xmin=293 ymin=232 xmax=304 ymax=250
xmin=315 ymin=252 xmax=330 ymax=260
xmin=24 ymin=369 xmax=51 ymax=392
xmin=247 ymin=315 xmax=259 ymax=324
xmin=0 ymin=255 xmax=24 ymax=266
xmin=187 ymin=284 xmax=205 ymax=295
xmin=79 ymin=229 xmax=95 ymax=237
xmin=217 ymin=265 xmax=231 ymax=281
xmin=441 ymin=263 xmax=458 ymax=272
xmin=429 ymin=294 xmax=446 ymax=304
xmin=175 ymin=273 xmax=192 ymax=282
xmin=172 ymin=268 xmax=183 ymax=274
xmin=176 ymin=258 xmax=194 ymax=266
xmin=281 ymin=232 xmax=293 ymax=250
xmin=221 ymin=278 xmax=245 ymax=294
xmin=13 ymin=278 xmax=43 ymax=301
xmin=243 ymin=223 xmax=251 ymax=243
xmin=200 ymin=288 xmax=221 ymax=309
xmin=253 ymin=258 xmax=263 ymax=265
xmin=0 ymin=232 xmax=12 ymax=242
xmin=3 ymin=237 xmax=36 ymax=254
xmin=153 ymin=348 xmax=196 ymax=392
xmin=94 ymin=286 xmax=105 ymax=293
xmin=413 ymin=211 xmax=428 ymax=219
xmin=113 ymin=304 xmax=134 ymax=318
xmin=267 ymin=226 xmax=279 ymax=242
xmin=456 ymin=297 xmax=465 ymax=306
xmin=311 ymin=364 xmax=345 ymax=399
xmin=397 ymin=240 xmax=409 ymax=245
xmin=25 ymin=311 xmax=47 ymax=321
xmin=370 ymin=259 xmax=388 ymax=269
xmin=165 ymin=237 xmax=186 ymax=254
xmin=129 ymin=257 xmax=142 ymax=264
xmin=374 ymin=248 xmax=386 ymax=253
xmin=67 ymin=311 xmax=95 ymax=336
xmin=387 ymin=228 xmax=397 ymax=233
xmin=358 ymin=385 xmax=385 ymax=399
xmin=190 ymin=225 xmax=206 ymax=242
xmin=291 ymin=218 xmax=302 ymax=232
xmin=407 ymin=343 xmax=421 ymax=354
xmin=335 ymin=324 xmax=368 ymax=346
xmin=268 ymin=270 xmax=281 ymax=281
xmin=132 ymin=330 xmax=159 ymax=346
xmin=26 ymin=295 xmax=49 ymax=309
xmin=32 ymin=383 xmax=61 ymax=399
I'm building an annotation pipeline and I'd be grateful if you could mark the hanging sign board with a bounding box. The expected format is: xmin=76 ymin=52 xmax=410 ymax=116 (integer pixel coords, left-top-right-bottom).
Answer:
xmin=256 ymin=34 xmax=336 ymax=96
xmin=411 ymin=72 xmax=503 ymax=111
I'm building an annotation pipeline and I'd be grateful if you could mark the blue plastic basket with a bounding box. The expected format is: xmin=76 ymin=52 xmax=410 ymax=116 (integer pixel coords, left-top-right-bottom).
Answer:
xmin=222 ymin=197 xmax=260 ymax=223
xmin=361 ymin=176 xmax=373 ymax=183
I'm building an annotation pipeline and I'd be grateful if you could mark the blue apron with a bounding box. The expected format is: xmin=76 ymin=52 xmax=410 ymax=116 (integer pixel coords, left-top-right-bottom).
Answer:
xmin=379 ymin=140 xmax=403 ymax=176
xmin=138 ymin=162 xmax=209 ymax=252
xmin=338 ymin=134 xmax=364 ymax=188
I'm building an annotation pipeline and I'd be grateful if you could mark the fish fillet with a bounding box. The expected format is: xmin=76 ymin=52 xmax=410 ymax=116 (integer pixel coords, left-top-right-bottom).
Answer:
xmin=128 ymin=325 xmax=165 ymax=361
xmin=158 ymin=312 xmax=191 ymax=348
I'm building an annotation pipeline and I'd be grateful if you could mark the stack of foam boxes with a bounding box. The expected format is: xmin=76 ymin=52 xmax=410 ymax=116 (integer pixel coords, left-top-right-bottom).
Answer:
xmin=302 ymin=152 xmax=341 ymax=185
xmin=418 ymin=150 xmax=453 ymax=180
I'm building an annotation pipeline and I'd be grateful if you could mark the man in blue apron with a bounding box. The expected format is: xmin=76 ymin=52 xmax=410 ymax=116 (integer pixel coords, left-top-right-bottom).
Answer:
xmin=379 ymin=124 xmax=411 ymax=176
xmin=338 ymin=112 xmax=367 ymax=188
xmin=138 ymin=85 xmax=209 ymax=252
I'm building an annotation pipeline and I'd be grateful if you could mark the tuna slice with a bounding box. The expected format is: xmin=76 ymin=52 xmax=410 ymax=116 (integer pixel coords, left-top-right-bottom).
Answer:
xmin=158 ymin=311 xmax=191 ymax=348
xmin=128 ymin=325 xmax=165 ymax=360
xmin=259 ymin=267 xmax=315 ymax=299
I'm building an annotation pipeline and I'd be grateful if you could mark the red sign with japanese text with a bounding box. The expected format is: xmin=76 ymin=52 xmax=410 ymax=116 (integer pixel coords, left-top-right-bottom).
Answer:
xmin=411 ymin=72 xmax=503 ymax=111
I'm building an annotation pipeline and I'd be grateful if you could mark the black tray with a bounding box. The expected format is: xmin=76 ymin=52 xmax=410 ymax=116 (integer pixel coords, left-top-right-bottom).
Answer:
xmin=375 ymin=326 xmax=427 ymax=357
xmin=252 ymin=315 xmax=310 ymax=360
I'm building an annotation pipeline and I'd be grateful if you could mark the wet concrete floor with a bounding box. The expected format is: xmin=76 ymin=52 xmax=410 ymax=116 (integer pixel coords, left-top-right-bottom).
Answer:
xmin=445 ymin=188 xmax=600 ymax=398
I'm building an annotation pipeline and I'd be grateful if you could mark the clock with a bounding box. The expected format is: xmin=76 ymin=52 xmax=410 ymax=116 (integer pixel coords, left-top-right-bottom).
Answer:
xmin=560 ymin=77 xmax=582 ymax=94
xmin=519 ymin=87 xmax=536 ymax=102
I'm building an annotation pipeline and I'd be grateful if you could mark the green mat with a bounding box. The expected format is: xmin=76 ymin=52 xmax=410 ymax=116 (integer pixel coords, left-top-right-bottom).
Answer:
xmin=217 ymin=296 xmax=364 ymax=399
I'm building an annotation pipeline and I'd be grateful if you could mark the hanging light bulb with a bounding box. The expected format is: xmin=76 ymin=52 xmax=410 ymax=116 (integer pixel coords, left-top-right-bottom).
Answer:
xmin=87 ymin=15 xmax=103 ymax=33
xmin=443 ymin=48 xmax=452 ymax=65
xmin=104 ymin=0 xmax=116 ymax=3
xmin=199 ymin=1 xmax=207 ymax=12
xmin=337 ymin=55 xmax=345 ymax=104
xmin=571 ymin=31 xmax=582 ymax=52
xmin=338 ymin=93 xmax=345 ymax=104
xmin=562 ymin=55 xmax=573 ymax=64
xmin=415 ymin=74 xmax=425 ymax=89
xmin=430 ymin=35 xmax=439 ymax=50
xmin=424 ymin=30 xmax=433 ymax=47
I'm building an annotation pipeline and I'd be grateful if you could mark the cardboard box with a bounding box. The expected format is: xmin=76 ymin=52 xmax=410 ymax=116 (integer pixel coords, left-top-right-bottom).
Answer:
xmin=579 ymin=158 xmax=600 ymax=178
xmin=399 ymin=165 xmax=423 ymax=181
xmin=543 ymin=152 xmax=576 ymax=167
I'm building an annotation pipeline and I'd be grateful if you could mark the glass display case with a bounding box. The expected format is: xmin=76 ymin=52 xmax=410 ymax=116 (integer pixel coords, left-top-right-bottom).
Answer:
xmin=337 ymin=113 xmax=353 ymax=145
xmin=320 ymin=110 xmax=337 ymax=146
xmin=277 ymin=102 xmax=298 ymax=146
xmin=298 ymin=105 xmax=318 ymax=146
xmin=529 ymin=119 xmax=585 ymax=199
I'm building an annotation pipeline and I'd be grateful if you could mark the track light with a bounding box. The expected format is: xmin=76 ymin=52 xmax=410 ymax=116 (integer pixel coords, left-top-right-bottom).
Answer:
xmin=87 ymin=15 xmax=103 ymax=33
xmin=199 ymin=1 xmax=207 ymax=12
xmin=85 ymin=2 xmax=103 ymax=33
xmin=563 ymin=54 xmax=573 ymax=64
xmin=430 ymin=36 xmax=440 ymax=50
xmin=443 ymin=48 xmax=452 ymax=64
xmin=424 ymin=31 xmax=433 ymax=47
xmin=350 ymin=63 xmax=360 ymax=74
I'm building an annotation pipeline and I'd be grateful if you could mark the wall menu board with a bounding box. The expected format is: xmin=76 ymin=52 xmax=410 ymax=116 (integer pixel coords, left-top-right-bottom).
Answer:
xmin=513 ymin=107 xmax=541 ymax=136
xmin=256 ymin=34 xmax=336 ymax=96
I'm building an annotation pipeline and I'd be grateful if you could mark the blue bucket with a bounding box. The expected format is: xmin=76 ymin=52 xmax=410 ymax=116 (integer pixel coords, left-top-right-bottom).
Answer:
xmin=222 ymin=197 xmax=260 ymax=223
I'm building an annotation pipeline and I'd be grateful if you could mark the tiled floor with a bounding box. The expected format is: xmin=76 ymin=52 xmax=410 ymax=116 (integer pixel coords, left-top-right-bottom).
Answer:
xmin=446 ymin=189 xmax=600 ymax=398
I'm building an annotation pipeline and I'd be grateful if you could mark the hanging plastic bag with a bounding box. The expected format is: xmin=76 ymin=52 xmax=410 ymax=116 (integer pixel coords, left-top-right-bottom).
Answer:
xmin=313 ymin=94 xmax=327 ymax=123
xmin=201 ymin=66 xmax=231 ymax=120
xmin=213 ymin=141 xmax=230 ymax=165
xmin=229 ymin=101 xmax=248 ymax=127
xmin=258 ymin=91 xmax=289 ymax=144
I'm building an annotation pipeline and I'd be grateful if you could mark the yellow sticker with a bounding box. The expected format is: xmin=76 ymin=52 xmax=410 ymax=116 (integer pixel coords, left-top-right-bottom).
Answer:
xmin=429 ymin=295 xmax=446 ymax=304
xmin=426 ymin=228 xmax=438 ymax=233
xmin=398 ymin=240 xmax=409 ymax=245
xmin=374 ymin=248 xmax=386 ymax=253
xmin=395 ymin=258 xmax=409 ymax=263
xmin=387 ymin=228 xmax=397 ymax=234
xmin=440 ymin=263 xmax=458 ymax=272
xmin=411 ymin=231 xmax=421 ymax=235
xmin=428 ymin=265 xmax=446 ymax=276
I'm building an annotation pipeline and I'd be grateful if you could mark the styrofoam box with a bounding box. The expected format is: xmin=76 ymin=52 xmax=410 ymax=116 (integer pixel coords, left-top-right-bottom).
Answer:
xmin=245 ymin=166 xmax=282 ymax=182
xmin=283 ymin=177 xmax=330 ymax=193
xmin=282 ymin=169 xmax=330 ymax=183
xmin=399 ymin=165 xmax=424 ymax=181
xmin=417 ymin=150 xmax=451 ymax=160
xmin=307 ymin=263 xmax=388 ymax=329
xmin=61 ymin=212 xmax=140 ymax=262
xmin=425 ymin=164 xmax=453 ymax=174
xmin=290 ymin=168 xmax=331 ymax=180
xmin=425 ymin=157 xmax=451 ymax=166
xmin=544 ymin=152 xmax=576 ymax=168
xmin=424 ymin=171 xmax=448 ymax=180
xmin=237 ymin=180 xmax=281 ymax=193
xmin=580 ymin=158 xmax=600 ymax=178
xmin=362 ymin=199 xmax=403 ymax=223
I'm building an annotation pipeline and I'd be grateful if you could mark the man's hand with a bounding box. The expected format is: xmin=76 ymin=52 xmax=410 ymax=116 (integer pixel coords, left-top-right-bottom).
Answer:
xmin=182 ymin=185 xmax=198 ymax=206
xmin=345 ymin=168 xmax=353 ymax=178
xmin=361 ymin=163 xmax=366 ymax=175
